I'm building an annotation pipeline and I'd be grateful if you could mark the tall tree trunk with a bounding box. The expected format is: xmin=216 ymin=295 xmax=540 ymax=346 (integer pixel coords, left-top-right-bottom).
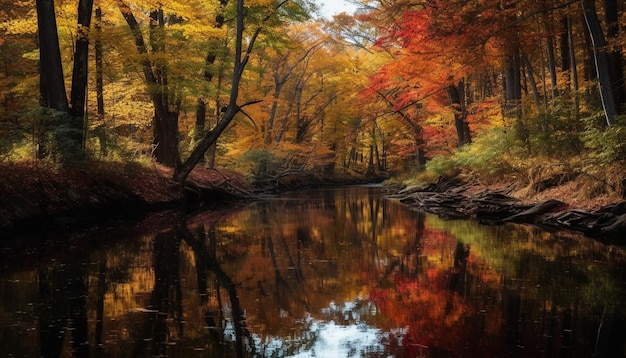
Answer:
xmin=95 ymin=7 xmax=106 ymax=156
xmin=523 ymin=54 xmax=542 ymax=108
xmin=446 ymin=83 xmax=471 ymax=146
xmin=118 ymin=1 xmax=180 ymax=167
xmin=582 ymin=13 xmax=597 ymax=83
xmin=560 ymin=16 xmax=571 ymax=72
xmin=151 ymin=9 xmax=179 ymax=167
xmin=366 ymin=145 xmax=375 ymax=175
xmin=544 ymin=12 xmax=559 ymax=100
xmin=266 ymin=70 xmax=285 ymax=144
xmin=504 ymin=41 xmax=522 ymax=117
xmin=604 ymin=0 xmax=625 ymax=111
xmin=567 ymin=12 xmax=581 ymax=118
xmin=69 ymin=0 xmax=93 ymax=119
xmin=68 ymin=0 xmax=93 ymax=156
xmin=582 ymin=0 xmax=618 ymax=125
xmin=36 ymin=0 xmax=68 ymax=112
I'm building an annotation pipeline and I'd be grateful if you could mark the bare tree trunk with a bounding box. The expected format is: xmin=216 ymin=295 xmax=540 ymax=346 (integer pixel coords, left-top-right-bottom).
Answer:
xmin=195 ymin=0 xmax=229 ymax=165
xmin=69 ymin=0 xmax=93 ymax=119
xmin=560 ymin=16 xmax=571 ymax=73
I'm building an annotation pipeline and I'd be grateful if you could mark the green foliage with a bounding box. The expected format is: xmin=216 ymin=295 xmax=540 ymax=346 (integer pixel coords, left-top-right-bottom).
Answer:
xmin=424 ymin=155 xmax=461 ymax=178
xmin=1 ymin=108 xmax=84 ymax=165
xmin=520 ymin=99 xmax=585 ymax=157
xmin=52 ymin=111 xmax=84 ymax=164
xmin=581 ymin=113 xmax=626 ymax=166
xmin=425 ymin=126 xmax=519 ymax=179
xmin=0 ymin=107 xmax=53 ymax=162
xmin=239 ymin=148 xmax=282 ymax=178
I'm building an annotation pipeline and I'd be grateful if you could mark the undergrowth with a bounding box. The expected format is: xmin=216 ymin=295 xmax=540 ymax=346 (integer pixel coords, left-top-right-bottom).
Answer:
xmin=403 ymin=111 xmax=626 ymax=199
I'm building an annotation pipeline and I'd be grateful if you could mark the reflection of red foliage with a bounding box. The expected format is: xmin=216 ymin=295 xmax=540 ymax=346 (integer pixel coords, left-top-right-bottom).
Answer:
xmin=368 ymin=269 xmax=503 ymax=357
xmin=369 ymin=288 xmax=387 ymax=302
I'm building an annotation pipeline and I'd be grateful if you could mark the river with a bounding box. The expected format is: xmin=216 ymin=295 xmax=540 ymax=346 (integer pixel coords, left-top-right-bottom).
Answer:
xmin=1 ymin=186 xmax=625 ymax=357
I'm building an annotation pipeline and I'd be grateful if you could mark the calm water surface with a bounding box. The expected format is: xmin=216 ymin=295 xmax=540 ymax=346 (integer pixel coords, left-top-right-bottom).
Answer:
xmin=1 ymin=186 xmax=626 ymax=357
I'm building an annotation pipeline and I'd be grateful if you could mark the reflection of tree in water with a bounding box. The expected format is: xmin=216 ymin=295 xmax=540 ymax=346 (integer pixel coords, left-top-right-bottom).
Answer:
xmin=37 ymin=258 xmax=89 ymax=358
xmin=180 ymin=224 xmax=256 ymax=357
xmin=448 ymin=241 xmax=470 ymax=295
xmin=123 ymin=221 xmax=255 ymax=357
xmin=258 ymin=203 xmax=309 ymax=308
xmin=7 ymin=187 xmax=626 ymax=357
xmin=131 ymin=230 xmax=183 ymax=357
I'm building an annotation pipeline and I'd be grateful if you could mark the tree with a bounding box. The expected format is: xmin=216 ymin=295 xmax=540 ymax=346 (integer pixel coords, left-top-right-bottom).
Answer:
xmin=117 ymin=1 xmax=182 ymax=167
xmin=174 ymin=0 xmax=307 ymax=183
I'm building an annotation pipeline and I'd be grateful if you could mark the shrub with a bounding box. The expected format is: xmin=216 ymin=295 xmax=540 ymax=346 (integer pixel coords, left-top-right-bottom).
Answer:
xmin=581 ymin=113 xmax=626 ymax=166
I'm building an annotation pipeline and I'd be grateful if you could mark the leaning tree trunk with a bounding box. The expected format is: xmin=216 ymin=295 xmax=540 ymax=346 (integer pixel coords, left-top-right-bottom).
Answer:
xmin=522 ymin=54 xmax=542 ymax=108
xmin=174 ymin=0 xmax=253 ymax=183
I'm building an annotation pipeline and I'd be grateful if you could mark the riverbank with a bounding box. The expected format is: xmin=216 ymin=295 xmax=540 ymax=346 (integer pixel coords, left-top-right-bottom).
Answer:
xmin=0 ymin=162 xmax=250 ymax=236
xmin=2 ymin=161 xmax=625 ymax=242
xmin=0 ymin=162 xmax=385 ymax=237
xmin=391 ymin=174 xmax=626 ymax=244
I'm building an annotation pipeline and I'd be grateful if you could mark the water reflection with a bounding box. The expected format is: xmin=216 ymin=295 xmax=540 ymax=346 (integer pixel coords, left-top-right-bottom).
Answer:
xmin=1 ymin=186 xmax=626 ymax=357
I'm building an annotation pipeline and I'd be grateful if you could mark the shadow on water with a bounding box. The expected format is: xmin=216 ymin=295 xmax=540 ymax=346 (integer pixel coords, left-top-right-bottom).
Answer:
xmin=1 ymin=186 xmax=626 ymax=357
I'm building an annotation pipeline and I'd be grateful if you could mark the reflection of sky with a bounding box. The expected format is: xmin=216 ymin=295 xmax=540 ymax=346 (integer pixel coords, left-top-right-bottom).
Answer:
xmin=254 ymin=300 xmax=396 ymax=357
xmin=288 ymin=321 xmax=384 ymax=357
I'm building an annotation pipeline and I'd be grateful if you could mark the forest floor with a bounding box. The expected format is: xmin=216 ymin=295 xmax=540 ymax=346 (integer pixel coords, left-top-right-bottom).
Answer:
xmin=0 ymin=161 xmax=624 ymax=239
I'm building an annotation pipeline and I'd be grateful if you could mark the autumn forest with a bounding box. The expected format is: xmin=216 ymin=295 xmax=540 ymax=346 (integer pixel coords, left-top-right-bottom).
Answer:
xmin=1 ymin=0 xmax=626 ymax=194
xmin=3 ymin=1 xmax=626 ymax=356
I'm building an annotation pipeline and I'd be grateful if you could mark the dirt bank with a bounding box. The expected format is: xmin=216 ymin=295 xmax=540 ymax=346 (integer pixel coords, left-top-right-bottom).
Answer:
xmin=392 ymin=175 xmax=626 ymax=244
